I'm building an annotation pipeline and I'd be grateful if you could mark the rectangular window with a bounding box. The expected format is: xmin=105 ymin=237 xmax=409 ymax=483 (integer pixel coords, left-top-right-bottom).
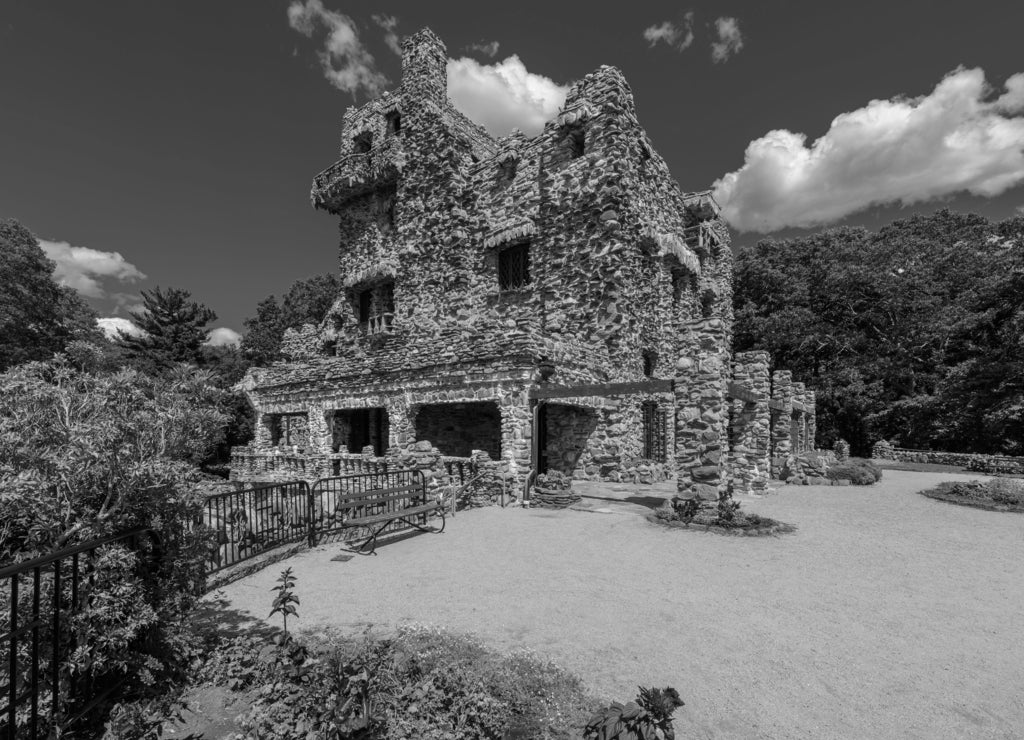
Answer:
xmin=642 ymin=401 xmax=668 ymax=462
xmin=353 ymin=132 xmax=372 ymax=154
xmin=385 ymin=111 xmax=401 ymax=135
xmin=498 ymin=242 xmax=531 ymax=291
xmin=357 ymin=281 xmax=395 ymax=335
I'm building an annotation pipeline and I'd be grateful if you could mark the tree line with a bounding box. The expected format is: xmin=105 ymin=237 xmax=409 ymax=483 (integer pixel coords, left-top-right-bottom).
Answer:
xmin=733 ymin=208 xmax=1023 ymax=457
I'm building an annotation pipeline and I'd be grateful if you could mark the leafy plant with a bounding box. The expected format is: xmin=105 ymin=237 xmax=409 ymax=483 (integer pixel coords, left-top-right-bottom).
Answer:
xmin=269 ymin=567 xmax=300 ymax=635
xmin=583 ymin=686 xmax=684 ymax=740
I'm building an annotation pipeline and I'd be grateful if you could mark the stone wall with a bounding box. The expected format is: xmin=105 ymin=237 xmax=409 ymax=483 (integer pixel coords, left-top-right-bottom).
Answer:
xmin=414 ymin=401 xmax=501 ymax=458
xmin=872 ymin=442 xmax=1024 ymax=475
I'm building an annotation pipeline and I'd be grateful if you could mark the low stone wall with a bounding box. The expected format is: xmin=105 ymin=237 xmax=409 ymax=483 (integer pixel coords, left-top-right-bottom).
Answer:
xmin=872 ymin=441 xmax=1024 ymax=475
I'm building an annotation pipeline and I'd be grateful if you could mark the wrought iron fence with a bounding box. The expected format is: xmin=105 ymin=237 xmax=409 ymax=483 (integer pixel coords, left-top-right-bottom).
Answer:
xmin=0 ymin=527 xmax=157 ymax=739
xmin=203 ymin=481 xmax=312 ymax=574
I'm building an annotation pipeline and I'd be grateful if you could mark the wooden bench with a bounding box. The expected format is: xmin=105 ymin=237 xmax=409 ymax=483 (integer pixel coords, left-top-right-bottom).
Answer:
xmin=334 ymin=482 xmax=445 ymax=555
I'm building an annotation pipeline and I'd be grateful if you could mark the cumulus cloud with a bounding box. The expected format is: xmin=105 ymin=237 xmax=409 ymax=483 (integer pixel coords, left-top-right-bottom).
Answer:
xmin=713 ymin=68 xmax=1024 ymax=232
xmin=448 ymin=55 xmax=569 ymax=137
xmin=710 ymin=16 xmax=743 ymax=63
xmin=96 ymin=317 xmax=145 ymax=341
xmin=39 ymin=239 xmax=146 ymax=299
xmin=287 ymin=0 xmax=388 ymax=97
xmin=466 ymin=40 xmax=500 ymax=58
xmin=205 ymin=327 xmax=242 ymax=347
xmin=643 ymin=13 xmax=694 ymax=51
xmin=371 ymin=13 xmax=401 ymax=56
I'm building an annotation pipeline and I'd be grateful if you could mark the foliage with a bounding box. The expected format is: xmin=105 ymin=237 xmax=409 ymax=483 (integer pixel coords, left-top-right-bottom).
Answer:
xmin=120 ymin=286 xmax=218 ymax=374
xmin=203 ymin=623 xmax=596 ymax=740
xmin=826 ymin=458 xmax=882 ymax=485
xmin=240 ymin=273 xmax=342 ymax=366
xmin=269 ymin=567 xmax=300 ymax=635
xmin=0 ymin=218 xmax=102 ymax=370
xmin=920 ymin=478 xmax=1024 ymax=512
xmin=583 ymin=686 xmax=684 ymax=740
xmin=0 ymin=355 xmax=228 ymax=734
xmin=733 ymin=209 xmax=1024 ymax=456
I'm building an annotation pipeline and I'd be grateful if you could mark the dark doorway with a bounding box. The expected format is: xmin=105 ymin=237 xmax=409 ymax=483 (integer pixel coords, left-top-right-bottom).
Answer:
xmin=537 ymin=403 xmax=549 ymax=474
xmin=414 ymin=401 xmax=501 ymax=458
xmin=332 ymin=408 xmax=389 ymax=455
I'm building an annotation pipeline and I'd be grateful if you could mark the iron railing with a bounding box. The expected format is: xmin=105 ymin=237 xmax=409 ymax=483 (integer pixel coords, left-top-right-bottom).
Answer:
xmin=0 ymin=527 xmax=157 ymax=739
xmin=442 ymin=457 xmax=477 ymax=487
xmin=203 ymin=481 xmax=312 ymax=574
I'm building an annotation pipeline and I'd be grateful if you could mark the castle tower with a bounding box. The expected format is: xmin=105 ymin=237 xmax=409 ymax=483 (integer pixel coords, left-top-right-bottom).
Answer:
xmin=401 ymin=28 xmax=447 ymax=108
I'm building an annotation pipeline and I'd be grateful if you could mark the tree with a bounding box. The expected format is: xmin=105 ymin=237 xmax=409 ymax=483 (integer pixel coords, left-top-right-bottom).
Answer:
xmin=241 ymin=273 xmax=342 ymax=366
xmin=0 ymin=218 xmax=101 ymax=370
xmin=120 ymin=286 xmax=217 ymax=373
xmin=733 ymin=209 xmax=1021 ymax=455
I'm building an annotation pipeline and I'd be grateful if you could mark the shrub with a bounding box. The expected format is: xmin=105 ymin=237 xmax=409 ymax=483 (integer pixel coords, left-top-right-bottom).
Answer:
xmin=223 ymin=624 xmax=596 ymax=739
xmin=918 ymin=478 xmax=1024 ymax=512
xmin=987 ymin=478 xmax=1024 ymax=506
xmin=826 ymin=458 xmax=882 ymax=485
xmin=584 ymin=686 xmax=684 ymax=740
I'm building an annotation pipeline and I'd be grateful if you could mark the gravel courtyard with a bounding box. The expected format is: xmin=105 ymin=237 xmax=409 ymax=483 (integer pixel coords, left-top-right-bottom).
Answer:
xmin=214 ymin=470 xmax=1024 ymax=739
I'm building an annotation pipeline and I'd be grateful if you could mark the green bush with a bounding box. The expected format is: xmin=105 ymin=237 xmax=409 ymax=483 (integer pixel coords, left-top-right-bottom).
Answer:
xmin=827 ymin=458 xmax=882 ymax=485
xmin=214 ymin=625 xmax=596 ymax=739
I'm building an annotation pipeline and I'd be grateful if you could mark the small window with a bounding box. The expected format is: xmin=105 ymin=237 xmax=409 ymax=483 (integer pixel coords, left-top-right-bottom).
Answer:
xmin=642 ymin=402 xmax=668 ymax=462
xmin=671 ymin=269 xmax=685 ymax=305
xmin=357 ymin=281 xmax=395 ymax=335
xmin=498 ymin=242 xmax=531 ymax=291
xmin=385 ymin=111 xmax=401 ymax=135
xmin=562 ymin=126 xmax=585 ymax=159
xmin=353 ymin=132 xmax=372 ymax=154
xmin=700 ymin=289 xmax=716 ymax=318
xmin=498 ymin=159 xmax=517 ymax=185
xmin=642 ymin=350 xmax=657 ymax=377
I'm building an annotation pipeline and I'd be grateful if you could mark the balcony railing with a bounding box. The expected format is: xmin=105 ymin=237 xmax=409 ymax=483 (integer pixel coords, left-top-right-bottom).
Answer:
xmin=360 ymin=312 xmax=394 ymax=336
xmin=683 ymin=221 xmax=722 ymax=252
xmin=310 ymin=138 xmax=403 ymax=210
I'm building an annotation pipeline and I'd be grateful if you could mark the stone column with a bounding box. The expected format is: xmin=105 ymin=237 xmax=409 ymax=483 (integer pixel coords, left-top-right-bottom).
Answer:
xmin=729 ymin=351 xmax=771 ymax=493
xmin=792 ymin=382 xmax=806 ymax=453
xmin=805 ymin=390 xmax=817 ymax=451
xmin=385 ymin=397 xmax=416 ymax=447
xmin=500 ymin=388 xmax=532 ymax=485
xmin=770 ymin=370 xmax=793 ymax=476
xmin=675 ymin=353 xmax=729 ymax=502
xmin=306 ymin=404 xmax=331 ymax=455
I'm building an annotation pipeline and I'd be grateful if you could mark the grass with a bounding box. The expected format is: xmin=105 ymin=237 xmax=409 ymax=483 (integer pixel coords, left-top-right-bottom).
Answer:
xmin=918 ymin=478 xmax=1024 ymax=513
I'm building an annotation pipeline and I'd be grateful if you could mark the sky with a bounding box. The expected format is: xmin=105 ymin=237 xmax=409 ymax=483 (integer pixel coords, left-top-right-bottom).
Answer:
xmin=2 ymin=0 xmax=1023 ymax=342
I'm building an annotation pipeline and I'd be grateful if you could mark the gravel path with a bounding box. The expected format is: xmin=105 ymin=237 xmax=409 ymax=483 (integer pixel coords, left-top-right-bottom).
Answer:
xmin=213 ymin=471 xmax=1024 ymax=739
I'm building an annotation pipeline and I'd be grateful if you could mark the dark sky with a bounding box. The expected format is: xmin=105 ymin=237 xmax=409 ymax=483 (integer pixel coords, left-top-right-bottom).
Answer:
xmin=2 ymin=0 xmax=1022 ymax=335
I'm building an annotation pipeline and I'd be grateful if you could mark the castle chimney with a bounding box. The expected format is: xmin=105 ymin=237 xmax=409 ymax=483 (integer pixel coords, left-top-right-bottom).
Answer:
xmin=401 ymin=28 xmax=447 ymax=107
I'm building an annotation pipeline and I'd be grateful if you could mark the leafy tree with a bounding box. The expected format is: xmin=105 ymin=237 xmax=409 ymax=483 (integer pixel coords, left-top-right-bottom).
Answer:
xmin=120 ymin=286 xmax=217 ymax=374
xmin=241 ymin=273 xmax=342 ymax=366
xmin=734 ymin=209 xmax=1022 ymax=455
xmin=0 ymin=218 xmax=101 ymax=370
xmin=241 ymin=296 xmax=285 ymax=366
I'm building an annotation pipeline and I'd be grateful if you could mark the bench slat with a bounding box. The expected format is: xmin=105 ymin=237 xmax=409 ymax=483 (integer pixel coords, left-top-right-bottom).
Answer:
xmin=346 ymin=503 xmax=442 ymax=527
xmin=318 ymin=484 xmax=422 ymax=502
xmin=328 ymin=491 xmax=429 ymax=509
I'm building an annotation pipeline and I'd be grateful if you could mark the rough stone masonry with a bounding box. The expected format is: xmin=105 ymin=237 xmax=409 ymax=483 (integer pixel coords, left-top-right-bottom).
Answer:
xmin=232 ymin=28 xmax=816 ymax=503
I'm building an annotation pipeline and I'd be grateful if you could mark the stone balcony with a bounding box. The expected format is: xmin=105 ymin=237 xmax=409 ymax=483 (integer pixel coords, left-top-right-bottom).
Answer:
xmin=310 ymin=137 xmax=405 ymax=212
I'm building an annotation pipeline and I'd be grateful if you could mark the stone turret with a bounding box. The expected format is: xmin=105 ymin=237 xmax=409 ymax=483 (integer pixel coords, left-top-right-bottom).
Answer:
xmin=401 ymin=28 xmax=447 ymax=108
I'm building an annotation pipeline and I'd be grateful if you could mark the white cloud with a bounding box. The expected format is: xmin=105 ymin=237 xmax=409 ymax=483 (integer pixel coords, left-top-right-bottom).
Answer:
xmin=39 ymin=239 xmax=146 ymax=299
xmin=371 ymin=13 xmax=401 ymax=56
xmin=205 ymin=327 xmax=242 ymax=347
xmin=287 ymin=0 xmax=388 ymax=97
xmin=447 ymin=55 xmax=569 ymax=137
xmin=643 ymin=13 xmax=694 ymax=51
xmin=466 ymin=40 xmax=500 ymax=58
xmin=710 ymin=16 xmax=743 ymax=63
xmin=96 ymin=317 xmax=145 ymax=341
xmin=714 ymin=68 xmax=1024 ymax=232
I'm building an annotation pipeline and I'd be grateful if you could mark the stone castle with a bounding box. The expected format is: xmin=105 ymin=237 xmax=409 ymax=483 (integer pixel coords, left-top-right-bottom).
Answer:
xmin=233 ymin=28 xmax=816 ymax=501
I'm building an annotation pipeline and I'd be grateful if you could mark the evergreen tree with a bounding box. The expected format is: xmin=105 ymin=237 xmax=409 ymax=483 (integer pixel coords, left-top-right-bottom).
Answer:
xmin=120 ymin=286 xmax=217 ymax=373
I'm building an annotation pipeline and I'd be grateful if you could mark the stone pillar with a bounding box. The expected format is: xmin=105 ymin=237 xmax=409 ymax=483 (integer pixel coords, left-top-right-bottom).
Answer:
xmin=307 ymin=404 xmax=332 ymax=455
xmin=729 ymin=351 xmax=771 ymax=494
xmin=675 ymin=353 xmax=729 ymax=502
xmin=500 ymin=388 xmax=532 ymax=484
xmin=805 ymin=390 xmax=817 ymax=450
xmin=385 ymin=397 xmax=416 ymax=447
xmin=792 ymin=382 xmax=806 ymax=453
xmin=770 ymin=370 xmax=793 ymax=477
